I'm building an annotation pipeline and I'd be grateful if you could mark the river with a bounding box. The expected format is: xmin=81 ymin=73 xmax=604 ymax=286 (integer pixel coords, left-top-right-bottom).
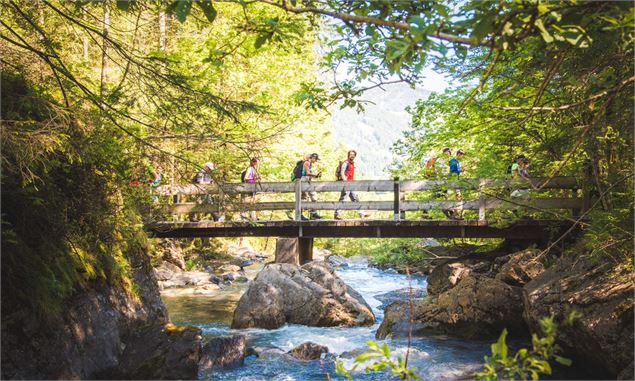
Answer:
xmin=161 ymin=257 xmax=500 ymax=380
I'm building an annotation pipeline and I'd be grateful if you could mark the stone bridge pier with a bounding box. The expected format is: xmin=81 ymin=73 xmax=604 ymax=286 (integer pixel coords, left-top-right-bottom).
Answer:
xmin=274 ymin=237 xmax=314 ymax=265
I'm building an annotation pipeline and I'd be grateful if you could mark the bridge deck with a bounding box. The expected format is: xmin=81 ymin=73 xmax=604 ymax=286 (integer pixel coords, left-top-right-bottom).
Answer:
xmin=146 ymin=219 xmax=573 ymax=239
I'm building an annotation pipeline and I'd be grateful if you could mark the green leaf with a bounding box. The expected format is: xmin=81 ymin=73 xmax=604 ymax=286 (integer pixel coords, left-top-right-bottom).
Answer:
xmin=491 ymin=329 xmax=508 ymax=359
xmin=554 ymin=355 xmax=572 ymax=366
xmin=196 ymin=0 xmax=217 ymax=23
xmin=354 ymin=352 xmax=382 ymax=362
xmin=173 ymin=0 xmax=192 ymax=23
xmin=534 ymin=19 xmax=554 ymax=43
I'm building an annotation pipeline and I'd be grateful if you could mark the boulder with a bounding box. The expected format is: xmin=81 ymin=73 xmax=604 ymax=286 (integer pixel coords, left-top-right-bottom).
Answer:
xmin=199 ymin=335 xmax=246 ymax=372
xmin=222 ymin=272 xmax=239 ymax=282
xmin=495 ymin=249 xmax=545 ymax=286
xmin=154 ymin=261 xmax=182 ymax=282
xmin=426 ymin=262 xmax=472 ymax=295
xmin=162 ymin=239 xmax=186 ymax=270
xmin=375 ymin=287 xmax=428 ymax=309
xmin=326 ymin=255 xmax=349 ymax=268
xmin=231 ymin=262 xmax=375 ymax=329
xmin=287 ymin=342 xmax=328 ymax=361
xmin=523 ymin=255 xmax=634 ymax=378
xmin=217 ymin=264 xmax=241 ymax=273
xmin=113 ymin=323 xmax=202 ymax=380
xmin=377 ymin=275 xmax=526 ymax=340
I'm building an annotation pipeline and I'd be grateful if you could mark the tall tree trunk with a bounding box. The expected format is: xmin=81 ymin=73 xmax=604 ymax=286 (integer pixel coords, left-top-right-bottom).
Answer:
xmin=83 ymin=36 xmax=89 ymax=60
xmin=99 ymin=0 xmax=110 ymax=100
xmin=159 ymin=10 xmax=166 ymax=51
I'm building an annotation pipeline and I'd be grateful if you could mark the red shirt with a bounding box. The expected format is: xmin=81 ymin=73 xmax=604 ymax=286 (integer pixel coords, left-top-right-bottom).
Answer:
xmin=343 ymin=159 xmax=355 ymax=181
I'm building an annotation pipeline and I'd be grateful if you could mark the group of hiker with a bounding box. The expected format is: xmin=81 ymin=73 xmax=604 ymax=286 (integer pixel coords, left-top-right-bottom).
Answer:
xmin=158 ymin=147 xmax=532 ymax=221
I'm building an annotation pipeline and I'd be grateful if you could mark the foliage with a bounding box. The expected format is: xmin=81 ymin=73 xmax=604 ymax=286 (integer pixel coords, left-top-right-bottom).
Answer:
xmin=474 ymin=314 xmax=577 ymax=381
xmin=335 ymin=340 xmax=419 ymax=381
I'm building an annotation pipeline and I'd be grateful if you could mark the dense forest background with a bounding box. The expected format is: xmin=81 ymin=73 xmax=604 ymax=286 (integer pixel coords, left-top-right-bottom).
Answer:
xmin=1 ymin=0 xmax=633 ymax=333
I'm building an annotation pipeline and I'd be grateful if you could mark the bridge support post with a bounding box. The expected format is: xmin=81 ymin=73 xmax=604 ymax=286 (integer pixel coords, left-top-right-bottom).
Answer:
xmin=274 ymin=237 xmax=313 ymax=265
xmin=298 ymin=237 xmax=313 ymax=265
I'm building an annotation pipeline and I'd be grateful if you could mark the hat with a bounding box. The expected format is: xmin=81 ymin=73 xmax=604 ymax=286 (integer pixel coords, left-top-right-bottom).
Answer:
xmin=204 ymin=162 xmax=215 ymax=170
xmin=310 ymin=153 xmax=320 ymax=160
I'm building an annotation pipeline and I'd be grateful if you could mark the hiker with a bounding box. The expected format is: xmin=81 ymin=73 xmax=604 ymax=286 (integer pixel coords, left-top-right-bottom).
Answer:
xmin=511 ymin=157 xmax=531 ymax=198
xmin=286 ymin=154 xmax=310 ymax=219
xmin=421 ymin=155 xmax=442 ymax=219
xmin=149 ymin=165 xmax=163 ymax=203
xmin=510 ymin=155 xmax=525 ymax=178
xmin=241 ymin=157 xmax=260 ymax=220
xmin=191 ymin=162 xmax=221 ymax=221
xmin=301 ymin=153 xmax=323 ymax=220
xmin=423 ymin=155 xmax=440 ymax=178
xmin=445 ymin=148 xmax=464 ymax=219
xmin=334 ymin=150 xmax=366 ymax=220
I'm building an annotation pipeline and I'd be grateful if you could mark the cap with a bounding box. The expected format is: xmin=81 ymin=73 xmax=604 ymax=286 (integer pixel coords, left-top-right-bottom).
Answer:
xmin=204 ymin=162 xmax=215 ymax=170
xmin=310 ymin=153 xmax=320 ymax=160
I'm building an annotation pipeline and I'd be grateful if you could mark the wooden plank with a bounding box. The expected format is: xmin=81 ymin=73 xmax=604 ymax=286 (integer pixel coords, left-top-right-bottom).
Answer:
xmin=294 ymin=179 xmax=302 ymax=221
xmin=168 ymin=197 xmax=583 ymax=214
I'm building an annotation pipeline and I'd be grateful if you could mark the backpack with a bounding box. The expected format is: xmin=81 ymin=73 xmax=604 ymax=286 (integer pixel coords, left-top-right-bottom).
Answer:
xmin=335 ymin=161 xmax=344 ymax=180
xmin=425 ymin=157 xmax=437 ymax=168
xmin=291 ymin=160 xmax=304 ymax=180
xmin=241 ymin=169 xmax=247 ymax=183
xmin=191 ymin=173 xmax=199 ymax=184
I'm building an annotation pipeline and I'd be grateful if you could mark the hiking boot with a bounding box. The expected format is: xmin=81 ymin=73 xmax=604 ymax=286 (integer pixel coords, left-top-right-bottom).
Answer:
xmin=359 ymin=212 xmax=368 ymax=219
xmin=300 ymin=215 xmax=309 ymax=221
xmin=310 ymin=213 xmax=323 ymax=220
xmin=334 ymin=214 xmax=343 ymax=220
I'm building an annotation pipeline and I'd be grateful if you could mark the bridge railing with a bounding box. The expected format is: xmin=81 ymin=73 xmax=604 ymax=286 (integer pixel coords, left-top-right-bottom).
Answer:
xmin=154 ymin=176 xmax=586 ymax=221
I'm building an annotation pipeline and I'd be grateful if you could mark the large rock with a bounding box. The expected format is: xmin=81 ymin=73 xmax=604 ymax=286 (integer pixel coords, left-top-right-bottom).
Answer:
xmin=154 ymin=261 xmax=182 ymax=281
xmin=162 ymin=239 xmax=186 ymax=270
xmin=0 ymin=246 xmax=200 ymax=380
xmin=112 ymin=323 xmax=202 ymax=380
xmin=231 ymin=261 xmax=375 ymax=329
xmin=523 ymin=255 xmax=634 ymax=378
xmin=377 ymin=275 xmax=526 ymax=340
xmin=495 ymin=249 xmax=545 ymax=286
xmin=287 ymin=342 xmax=329 ymax=360
xmin=427 ymin=262 xmax=473 ymax=295
xmin=199 ymin=335 xmax=246 ymax=371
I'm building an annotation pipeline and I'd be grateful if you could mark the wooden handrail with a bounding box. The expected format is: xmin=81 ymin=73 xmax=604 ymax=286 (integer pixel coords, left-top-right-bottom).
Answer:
xmin=154 ymin=176 xmax=579 ymax=196
xmin=154 ymin=176 xmax=583 ymax=222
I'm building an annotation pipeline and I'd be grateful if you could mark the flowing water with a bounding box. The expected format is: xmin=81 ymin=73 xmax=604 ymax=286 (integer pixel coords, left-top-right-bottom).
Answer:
xmin=161 ymin=258 xmax=499 ymax=380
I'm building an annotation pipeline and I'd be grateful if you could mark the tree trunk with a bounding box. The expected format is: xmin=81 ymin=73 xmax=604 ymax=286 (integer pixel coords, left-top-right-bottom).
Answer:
xmin=99 ymin=0 xmax=110 ymax=99
xmin=159 ymin=10 xmax=166 ymax=51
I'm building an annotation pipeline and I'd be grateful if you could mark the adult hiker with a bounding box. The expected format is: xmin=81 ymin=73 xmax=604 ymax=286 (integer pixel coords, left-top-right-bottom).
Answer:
xmin=241 ymin=157 xmax=260 ymax=220
xmin=191 ymin=162 xmax=221 ymax=221
xmin=511 ymin=157 xmax=531 ymax=198
xmin=334 ymin=150 xmax=366 ymax=220
xmin=445 ymin=149 xmax=465 ymax=219
xmin=287 ymin=154 xmax=310 ymax=220
xmin=301 ymin=153 xmax=323 ymax=220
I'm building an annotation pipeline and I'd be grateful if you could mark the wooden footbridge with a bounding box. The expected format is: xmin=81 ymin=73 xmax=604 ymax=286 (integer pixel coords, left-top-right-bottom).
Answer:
xmin=146 ymin=177 xmax=587 ymax=263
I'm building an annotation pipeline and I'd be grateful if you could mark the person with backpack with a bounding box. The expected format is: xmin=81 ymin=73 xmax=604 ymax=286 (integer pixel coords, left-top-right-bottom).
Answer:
xmin=511 ymin=156 xmax=531 ymax=198
xmin=445 ymin=149 xmax=465 ymax=219
xmin=301 ymin=153 xmax=323 ymax=219
xmin=190 ymin=161 xmax=222 ymax=222
xmin=334 ymin=150 xmax=366 ymax=220
xmin=240 ymin=158 xmax=260 ymax=220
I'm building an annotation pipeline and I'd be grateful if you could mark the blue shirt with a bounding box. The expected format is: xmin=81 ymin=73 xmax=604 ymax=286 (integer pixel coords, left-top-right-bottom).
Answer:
xmin=449 ymin=158 xmax=461 ymax=175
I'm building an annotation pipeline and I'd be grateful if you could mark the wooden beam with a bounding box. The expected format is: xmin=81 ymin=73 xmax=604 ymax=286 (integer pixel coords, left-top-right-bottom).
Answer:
xmin=167 ymin=197 xmax=584 ymax=214
xmin=154 ymin=177 xmax=580 ymax=196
